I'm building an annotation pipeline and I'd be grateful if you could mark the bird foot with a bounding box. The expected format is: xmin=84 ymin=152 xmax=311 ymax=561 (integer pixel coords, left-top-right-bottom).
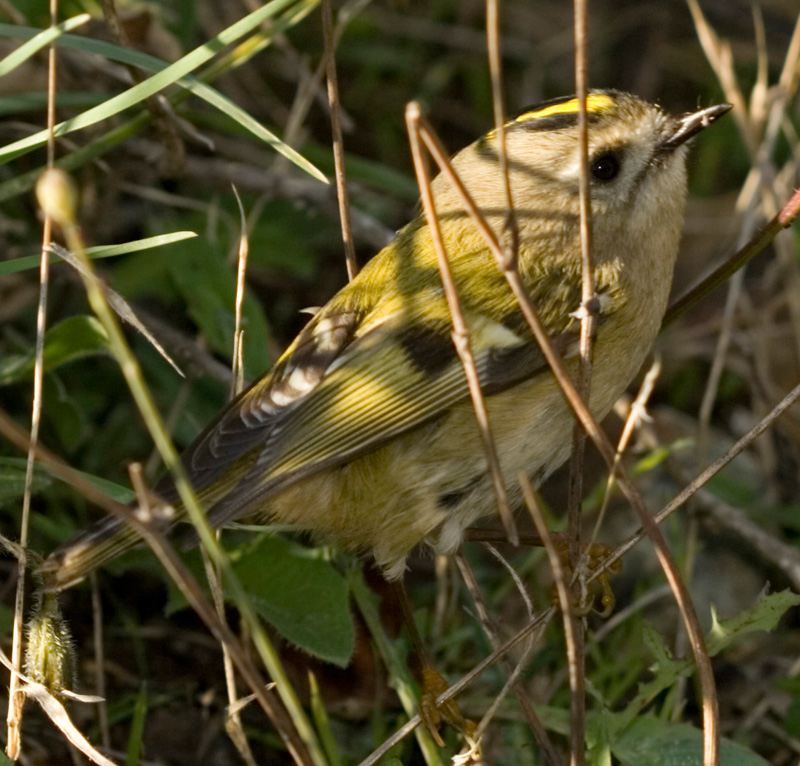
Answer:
xmin=552 ymin=540 xmax=622 ymax=618
xmin=419 ymin=666 xmax=476 ymax=746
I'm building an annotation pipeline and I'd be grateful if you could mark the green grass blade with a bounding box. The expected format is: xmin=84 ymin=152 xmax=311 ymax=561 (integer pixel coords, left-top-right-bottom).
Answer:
xmin=0 ymin=0 xmax=326 ymax=182
xmin=0 ymin=13 xmax=90 ymax=77
xmin=0 ymin=232 xmax=197 ymax=276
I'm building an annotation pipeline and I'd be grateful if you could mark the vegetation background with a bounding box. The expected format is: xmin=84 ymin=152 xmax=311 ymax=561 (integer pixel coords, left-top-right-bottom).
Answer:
xmin=1 ymin=0 xmax=800 ymax=764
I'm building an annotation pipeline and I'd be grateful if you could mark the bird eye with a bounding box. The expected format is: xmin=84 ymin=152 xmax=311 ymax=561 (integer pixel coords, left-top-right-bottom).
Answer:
xmin=591 ymin=153 xmax=620 ymax=182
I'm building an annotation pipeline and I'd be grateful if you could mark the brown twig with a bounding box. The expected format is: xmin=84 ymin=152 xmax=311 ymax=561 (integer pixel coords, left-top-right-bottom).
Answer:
xmin=410 ymin=110 xmax=720 ymax=766
xmin=454 ymin=554 xmax=561 ymax=766
xmin=357 ymin=607 xmax=556 ymax=766
xmin=406 ymin=102 xmax=518 ymax=546
xmin=6 ymin=1 xmax=59 ymax=756
xmin=694 ymin=490 xmax=800 ymax=593
xmin=564 ymin=3 xmax=592 ymax=760
xmin=663 ymin=187 xmax=800 ymax=327
xmin=521 ymin=476 xmax=582 ymax=766
xmin=89 ymin=573 xmax=110 ymax=749
xmin=0 ymin=409 xmax=314 ymax=766
xmin=485 ymin=0 xmax=519 ymax=266
xmin=322 ymin=0 xmax=358 ymax=280
xmin=99 ymin=0 xmax=186 ymax=176
xmin=231 ymin=185 xmax=249 ymax=398
xmin=601 ymin=376 xmax=800 ymax=573
xmin=590 ymin=357 xmax=662 ymax=545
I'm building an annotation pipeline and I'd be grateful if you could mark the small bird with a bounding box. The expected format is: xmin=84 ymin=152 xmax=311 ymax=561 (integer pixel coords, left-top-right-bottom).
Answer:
xmin=41 ymin=90 xmax=730 ymax=591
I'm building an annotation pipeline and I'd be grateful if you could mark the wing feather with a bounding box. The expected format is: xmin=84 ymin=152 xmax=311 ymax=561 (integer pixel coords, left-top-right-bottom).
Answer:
xmin=201 ymin=314 xmax=575 ymax=527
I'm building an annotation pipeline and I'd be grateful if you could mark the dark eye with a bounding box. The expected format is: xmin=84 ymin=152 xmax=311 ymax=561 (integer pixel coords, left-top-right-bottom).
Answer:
xmin=591 ymin=153 xmax=620 ymax=182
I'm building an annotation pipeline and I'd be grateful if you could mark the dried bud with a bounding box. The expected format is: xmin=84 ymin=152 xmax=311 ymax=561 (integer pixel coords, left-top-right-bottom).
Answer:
xmin=35 ymin=168 xmax=78 ymax=226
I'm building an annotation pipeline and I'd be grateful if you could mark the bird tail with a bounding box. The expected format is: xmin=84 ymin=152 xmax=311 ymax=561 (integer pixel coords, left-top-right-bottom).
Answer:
xmin=39 ymin=514 xmax=151 ymax=591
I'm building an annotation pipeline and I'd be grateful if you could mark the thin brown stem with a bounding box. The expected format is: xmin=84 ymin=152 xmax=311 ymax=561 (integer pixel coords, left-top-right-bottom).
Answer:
xmin=99 ymin=0 xmax=185 ymax=175
xmin=521 ymin=476 xmax=583 ymax=766
xmin=231 ymin=186 xmax=250 ymax=398
xmin=590 ymin=356 xmax=661 ymax=545
xmin=7 ymin=2 xmax=58 ymax=756
xmin=454 ymin=554 xmax=561 ymax=766
xmin=357 ymin=607 xmax=557 ymax=766
xmin=89 ymin=573 xmax=110 ymax=749
xmin=0 ymin=410 xmax=314 ymax=766
xmin=565 ymin=3 xmax=592 ymax=761
xmin=663 ymin=187 xmax=800 ymax=327
xmin=606 ymin=377 xmax=800 ymax=571
xmin=406 ymin=102 xmax=518 ymax=545
xmin=411 ymin=111 xmax=719 ymax=766
xmin=485 ymin=0 xmax=518 ymax=266
xmin=322 ymin=0 xmax=358 ymax=280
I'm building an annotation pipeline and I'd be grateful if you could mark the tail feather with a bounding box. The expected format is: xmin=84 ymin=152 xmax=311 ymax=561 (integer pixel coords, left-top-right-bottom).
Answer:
xmin=39 ymin=514 xmax=151 ymax=591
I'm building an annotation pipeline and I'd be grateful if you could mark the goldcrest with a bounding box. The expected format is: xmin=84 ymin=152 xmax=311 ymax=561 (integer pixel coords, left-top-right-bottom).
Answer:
xmin=42 ymin=90 xmax=730 ymax=589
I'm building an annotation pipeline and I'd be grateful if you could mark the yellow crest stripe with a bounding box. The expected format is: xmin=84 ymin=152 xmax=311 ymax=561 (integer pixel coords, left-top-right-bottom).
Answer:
xmin=512 ymin=93 xmax=615 ymax=125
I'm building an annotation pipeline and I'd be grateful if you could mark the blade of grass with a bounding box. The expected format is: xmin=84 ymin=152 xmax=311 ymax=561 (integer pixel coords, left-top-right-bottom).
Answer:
xmin=36 ymin=169 xmax=328 ymax=766
xmin=0 ymin=232 xmax=197 ymax=276
xmin=0 ymin=13 xmax=89 ymax=77
xmin=0 ymin=0 xmax=326 ymax=181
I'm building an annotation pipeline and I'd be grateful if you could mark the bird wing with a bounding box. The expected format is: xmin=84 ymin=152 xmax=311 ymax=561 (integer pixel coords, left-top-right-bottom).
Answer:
xmin=189 ymin=293 xmax=578 ymax=529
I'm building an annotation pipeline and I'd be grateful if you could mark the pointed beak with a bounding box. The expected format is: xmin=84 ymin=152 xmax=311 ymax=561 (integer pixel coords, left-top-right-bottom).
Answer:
xmin=660 ymin=103 xmax=732 ymax=151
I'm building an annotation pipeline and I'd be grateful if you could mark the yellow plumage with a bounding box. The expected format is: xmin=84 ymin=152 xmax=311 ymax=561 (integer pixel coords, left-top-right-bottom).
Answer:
xmin=42 ymin=91 xmax=730 ymax=589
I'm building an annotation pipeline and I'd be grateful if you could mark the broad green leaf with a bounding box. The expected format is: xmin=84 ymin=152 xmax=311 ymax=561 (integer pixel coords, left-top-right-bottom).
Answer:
xmin=166 ymin=241 xmax=272 ymax=377
xmin=0 ymin=232 xmax=197 ymax=276
xmin=233 ymin=534 xmax=354 ymax=667
xmin=614 ymin=717 xmax=768 ymax=766
xmin=0 ymin=316 xmax=109 ymax=385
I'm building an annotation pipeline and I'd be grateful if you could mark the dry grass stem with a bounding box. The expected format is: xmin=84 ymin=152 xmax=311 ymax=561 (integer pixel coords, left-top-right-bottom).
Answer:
xmin=591 ymin=356 xmax=662 ymax=544
xmin=694 ymin=491 xmax=800 ymax=592
xmin=485 ymin=0 xmax=519 ymax=264
xmin=231 ymin=185 xmax=250 ymax=397
xmin=601 ymin=377 xmax=800 ymax=573
xmin=89 ymin=573 xmax=110 ymax=749
xmin=663 ymin=187 xmax=800 ymax=327
xmin=564 ymin=3 xmax=592 ymax=759
xmin=406 ymin=101 xmax=518 ymax=546
xmin=0 ymin=409 xmax=314 ymax=765
xmin=322 ymin=0 xmax=358 ymax=280
xmin=454 ymin=553 xmax=560 ymax=765
xmin=411 ymin=109 xmax=720 ymax=765
xmin=358 ymin=609 xmax=556 ymax=766
xmin=99 ymin=0 xmax=185 ymax=175
xmin=0 ymin=642 xmax=116 ymax=766
xmin=521 ymin=475 xmax=584 ymax=766
xmin=7 ymin=3 xmax=59 ymax=756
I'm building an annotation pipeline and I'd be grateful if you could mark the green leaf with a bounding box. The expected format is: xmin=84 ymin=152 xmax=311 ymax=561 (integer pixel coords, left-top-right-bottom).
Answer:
xmin=233 ymin=534 xmax=354 ymax=667
xmin=0 ymin=231 xmax=197 ymax=276
xmin=166 ymin=241 xmax=272 ymax=378
xmin=0 ymin=2 xmax=326 ymax=182
xmin=0 ymin=457 xmax=52 ymax=504
xmin=624 ymin=592 xmax=800 ymax=726
xmin=0 ymin=316 xmax=109 ymax=385
xmin=614 ymin=717 xmax=768 ymax=766
xmin=0 ymin=13 xmax=90 ymax=77
xmin=0 ymin=91 xmax=105 ymax=118
xmin=707 ymin=590 xmax=800 ymax=654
